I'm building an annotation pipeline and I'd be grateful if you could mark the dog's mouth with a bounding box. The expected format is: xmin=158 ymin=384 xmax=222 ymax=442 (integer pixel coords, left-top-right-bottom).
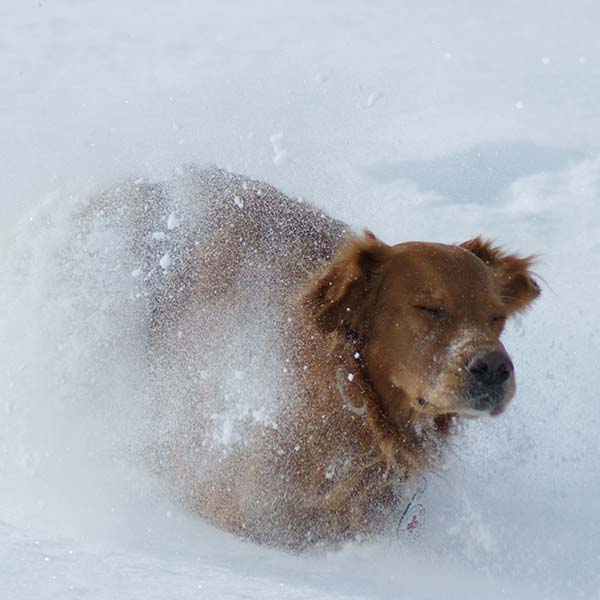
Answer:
xmin=414 ymin=393 xmax=509 ymax=417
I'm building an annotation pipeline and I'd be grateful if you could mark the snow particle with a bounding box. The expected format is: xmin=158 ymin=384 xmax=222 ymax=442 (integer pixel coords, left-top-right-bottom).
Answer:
xmin=167 ymin=212 xmax=180 ymax=230
xmin=353 ymin=351 xmax=360 ymax=359
xmin=273 ymin=150 xmax=288 ymax=166
xmin=152 ymin=231 xmax=167 ymax=240
xmin=347 ymin=373 xmax=354 ymax=382
xmin=221 ymin=419 xmax=233 ymax=445
xmin=443 ymin=51 xmax=453 ymax=61
xmin=270 ymin=131 xmax=284 ymax=148
xmin=131 ymin=268 xmax=142 ymax=278
xmin=366 ymin=91 xmax=383 ymax=108
xmin=159 ymin=253 xmax=172 ymax=269
xmin=270 ymin=132 xmax=288 ymax=166
xmin=233 ymin=195 xmax=244 ymax=209
xmin=579 ymin=55 xmax=588 ymax=65
xmin=515 ymin=100 xmax=524 ymax=110
xmin=541 ymin=56 xmax=551 ymax=65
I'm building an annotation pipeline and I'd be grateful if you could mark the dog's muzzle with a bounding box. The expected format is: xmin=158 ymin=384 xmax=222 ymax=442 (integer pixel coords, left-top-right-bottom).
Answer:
xmin=464 ymin=349 xmax=515 ymax=414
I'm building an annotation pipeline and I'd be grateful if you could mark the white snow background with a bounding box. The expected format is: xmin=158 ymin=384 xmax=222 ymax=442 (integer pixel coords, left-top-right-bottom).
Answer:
xmin=1 ymin=1 xmax=599 ymax=598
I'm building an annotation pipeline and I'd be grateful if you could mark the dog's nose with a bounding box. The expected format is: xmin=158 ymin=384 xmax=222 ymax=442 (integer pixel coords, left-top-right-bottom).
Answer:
xmin=466 ymin=350 xmax=513 ymax=386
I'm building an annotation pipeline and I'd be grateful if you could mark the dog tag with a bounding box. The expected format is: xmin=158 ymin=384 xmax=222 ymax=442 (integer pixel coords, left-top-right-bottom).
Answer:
xmin=396 ymin=502 xmax=425 ymax=540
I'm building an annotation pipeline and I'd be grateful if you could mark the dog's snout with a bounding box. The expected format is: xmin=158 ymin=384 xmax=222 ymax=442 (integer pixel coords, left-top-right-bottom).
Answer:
xmin=466 ymin=350 xmax=513 ymax=386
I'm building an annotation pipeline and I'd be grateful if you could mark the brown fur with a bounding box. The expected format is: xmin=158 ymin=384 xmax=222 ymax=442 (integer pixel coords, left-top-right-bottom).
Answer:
xmin=85 ymin=166 xmax=540 ymax=550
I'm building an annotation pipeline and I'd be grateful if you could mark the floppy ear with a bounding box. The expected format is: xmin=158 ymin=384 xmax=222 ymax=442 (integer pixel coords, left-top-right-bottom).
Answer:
xmin=460 ymin=237 xmax=541 ymax=314
xmin=305 ymin=231 xmax=392 ymax=333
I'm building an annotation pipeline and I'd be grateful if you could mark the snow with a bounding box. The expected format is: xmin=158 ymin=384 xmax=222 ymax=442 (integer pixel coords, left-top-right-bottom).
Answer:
xmin=167 ymin=212 xmax=180 ymax=230
xmin=270 ymin=132 xmax=288 ymax=166
xmin=1 ymin=1 xmax=600 ymax=598
xmin=159 ymin=252 xmax=172 ymax=269
xmin=366 ymin=92 xmax=384 ymax=109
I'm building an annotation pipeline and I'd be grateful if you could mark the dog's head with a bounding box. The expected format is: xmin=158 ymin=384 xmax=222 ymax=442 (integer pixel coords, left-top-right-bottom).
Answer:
xmin=307 ymin=233 xmax=540 ymax=419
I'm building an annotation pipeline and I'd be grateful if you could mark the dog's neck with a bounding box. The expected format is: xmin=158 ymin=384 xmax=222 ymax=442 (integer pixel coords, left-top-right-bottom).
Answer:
xmin=337 ymin=328 xmax=455 ymax=472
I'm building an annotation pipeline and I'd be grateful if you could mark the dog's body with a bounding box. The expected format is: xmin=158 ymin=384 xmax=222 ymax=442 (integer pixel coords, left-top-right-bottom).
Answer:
xmin=88 ymin=166 xmax=540 ymax=550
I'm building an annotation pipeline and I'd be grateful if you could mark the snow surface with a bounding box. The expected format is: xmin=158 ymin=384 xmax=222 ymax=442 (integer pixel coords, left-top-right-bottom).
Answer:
xmin=2 ymin=1 xmax=600 ymax=598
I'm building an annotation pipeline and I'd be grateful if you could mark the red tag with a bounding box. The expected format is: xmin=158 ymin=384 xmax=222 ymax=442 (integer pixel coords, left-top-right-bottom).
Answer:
xmin=406 ymin=514 xmax=419 ymax=531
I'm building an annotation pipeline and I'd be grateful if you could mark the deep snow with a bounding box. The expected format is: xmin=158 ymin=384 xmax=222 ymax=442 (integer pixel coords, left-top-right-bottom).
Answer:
xmin=1 ymin=1 xmax=600 ymax=598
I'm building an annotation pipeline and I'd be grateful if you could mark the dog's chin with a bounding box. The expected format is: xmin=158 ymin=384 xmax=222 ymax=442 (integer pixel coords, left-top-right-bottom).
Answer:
xmin=454 ymin=405 xmax=495 ymax=418
xmin=454 ymin=395 xmax=513 ymax=417
xmin=413 ymin=394 xmax=512 ymax=418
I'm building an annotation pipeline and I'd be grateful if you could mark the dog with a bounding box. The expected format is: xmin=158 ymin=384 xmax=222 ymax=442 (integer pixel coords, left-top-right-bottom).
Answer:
xmin=86 ymin=166 xmax=540 ymax=550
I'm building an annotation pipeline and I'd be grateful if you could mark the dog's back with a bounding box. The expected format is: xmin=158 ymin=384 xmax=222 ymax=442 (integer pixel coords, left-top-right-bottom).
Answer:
xmin=86 ymin=167 xmax=371 ymax=548
xmin=87 ymin=166 xmax=346 ymax=323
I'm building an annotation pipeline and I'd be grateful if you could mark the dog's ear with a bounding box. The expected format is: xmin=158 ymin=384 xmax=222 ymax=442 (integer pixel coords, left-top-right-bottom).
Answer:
xmin=460 ymin=237 xmax=541 ymax=314
xmin=306 ymin=231 xmax=392 ymax=333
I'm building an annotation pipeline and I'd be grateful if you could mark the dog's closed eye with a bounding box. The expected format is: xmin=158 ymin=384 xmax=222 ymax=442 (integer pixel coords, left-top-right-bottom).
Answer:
xmin=414 ymin=305 xmax=444 ymax=317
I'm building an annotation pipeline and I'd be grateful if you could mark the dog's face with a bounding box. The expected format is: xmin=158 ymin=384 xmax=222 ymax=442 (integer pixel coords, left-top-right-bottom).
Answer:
xmin=308 ymin=234 xmax=540 ymax=420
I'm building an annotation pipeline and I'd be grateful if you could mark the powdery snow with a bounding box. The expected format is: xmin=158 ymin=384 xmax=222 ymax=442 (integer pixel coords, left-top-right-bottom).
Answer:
xmin=167 ymin=212 xmax=180 ymax=230
xmin=159 ymin=252 xmax=172 ymax=269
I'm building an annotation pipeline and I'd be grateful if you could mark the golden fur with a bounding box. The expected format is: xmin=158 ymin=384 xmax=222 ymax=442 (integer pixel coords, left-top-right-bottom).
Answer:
xmin=86 ymin=166 xmax=540 ymax=550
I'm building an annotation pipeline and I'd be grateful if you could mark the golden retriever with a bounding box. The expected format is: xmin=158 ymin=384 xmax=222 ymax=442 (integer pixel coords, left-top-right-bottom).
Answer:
xmin=88 ymin=166 xmax=540 ymax=550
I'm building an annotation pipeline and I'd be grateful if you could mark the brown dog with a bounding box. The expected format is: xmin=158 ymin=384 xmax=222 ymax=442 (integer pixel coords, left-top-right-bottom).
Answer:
xmin=89 ymin=166 xmax=540 ymax=550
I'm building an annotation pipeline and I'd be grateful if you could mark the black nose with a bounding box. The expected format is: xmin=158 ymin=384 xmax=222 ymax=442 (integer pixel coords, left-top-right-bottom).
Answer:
xmin=467 ymin=350 xmax=514 ymax=386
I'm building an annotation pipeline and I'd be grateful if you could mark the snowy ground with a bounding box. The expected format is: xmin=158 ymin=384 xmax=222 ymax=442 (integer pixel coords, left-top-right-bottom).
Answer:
xmin=2 ymin=1 xmax=600 ymax=598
